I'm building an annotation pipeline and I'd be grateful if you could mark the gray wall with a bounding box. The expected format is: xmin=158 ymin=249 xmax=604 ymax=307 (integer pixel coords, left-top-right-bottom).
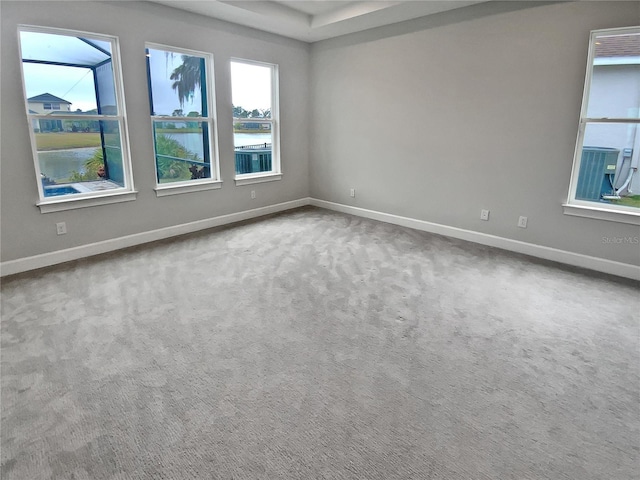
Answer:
xmin=2 ymin=1 xmax=639 ymax=268
xmin=309 ymin=1 xmax=640 ymax=266
xmin=1 ymin=1 xmax=310 ymax=262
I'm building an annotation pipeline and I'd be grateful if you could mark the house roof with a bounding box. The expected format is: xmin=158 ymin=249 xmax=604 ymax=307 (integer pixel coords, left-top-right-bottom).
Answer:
xmin=595 ymin=34 xmax=639 ymax=58
xmin=27 ymin=93 xmax=71 ymax=104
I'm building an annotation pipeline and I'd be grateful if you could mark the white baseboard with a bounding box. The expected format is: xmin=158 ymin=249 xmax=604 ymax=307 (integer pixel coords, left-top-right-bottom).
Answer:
xmin=1 ymin=198 xmax=311 ymax=277
xmin=3 ymin=197 xmax=638 ymax=280
xmin=310 ymin=198 xmax=640 ymax=281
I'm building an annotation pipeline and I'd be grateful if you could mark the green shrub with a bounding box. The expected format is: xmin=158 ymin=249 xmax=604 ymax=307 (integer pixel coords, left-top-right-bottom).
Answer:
xmin=68 ymin=147 xmax=104 ymax=182
xmin=67 ymin=134 xmax=199 ymax=183
xmin=155 ymin=134 xmax=199 ymax=182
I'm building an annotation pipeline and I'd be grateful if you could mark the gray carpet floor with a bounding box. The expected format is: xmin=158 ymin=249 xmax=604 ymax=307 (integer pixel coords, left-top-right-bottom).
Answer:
xmin=1 ymin=206 xmax=639 ymax=479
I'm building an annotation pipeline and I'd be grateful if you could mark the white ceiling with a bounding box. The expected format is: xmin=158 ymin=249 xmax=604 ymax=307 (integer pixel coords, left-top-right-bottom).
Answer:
xmin=276 ymin=1 xmax=354 ymax=16
xmin=149 ymin=1 xmax=488 ymax=42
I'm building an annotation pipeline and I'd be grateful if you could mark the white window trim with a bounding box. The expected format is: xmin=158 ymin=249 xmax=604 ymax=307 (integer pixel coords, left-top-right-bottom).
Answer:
xmin=154 ymin=180 xmax=222 ymax=197
xmin=562 ymin=203 xmax=640 ymax=225
xmin=146 ymin=43 xmax=221 ymax=194
xmin=235 ymin=173 xmax=282 ymax=186
xmin=19 ymin=25 xmax=136 ymax=211
xmin=564 ymin=26 xmax=640 ymax=223
xmin=231 ymin=58 xmax=281 ymax=185
xmin=38 ymin=191 xmax=138 ymax=213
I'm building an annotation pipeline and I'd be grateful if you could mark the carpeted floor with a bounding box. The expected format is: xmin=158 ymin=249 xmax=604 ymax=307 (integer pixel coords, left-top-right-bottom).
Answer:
xmin=1 ymin=206 xmax=639 ymax=479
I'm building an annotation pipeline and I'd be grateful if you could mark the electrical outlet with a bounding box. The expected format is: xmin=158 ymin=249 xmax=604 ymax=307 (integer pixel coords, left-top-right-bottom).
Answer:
xmin=251 ymin=190 xmax=256 ymax=199
xmin=56 ymin=222 xmax=67 ymax=235
xmin=480 ymin=209 xmax=490 ymax=221
xmin=350 ymin=188 xmax=355 ymax=198
xmin=518 ymin=216 xmax=528 ymax=228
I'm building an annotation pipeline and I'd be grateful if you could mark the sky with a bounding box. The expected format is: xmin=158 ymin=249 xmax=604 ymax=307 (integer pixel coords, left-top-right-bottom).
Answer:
xmin=231 ymin=61 xmax=272 ymax=112
xmin=22 ymin=53 xmax=272 ymax=116
xmin=23 ymin=63 xmax=97 ymax=112
xmin=148 ymin=49 xmax=203 ymax=116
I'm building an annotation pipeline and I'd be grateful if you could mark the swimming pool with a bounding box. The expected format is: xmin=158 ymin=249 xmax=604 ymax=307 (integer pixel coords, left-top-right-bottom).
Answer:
xmin=43 ymin=185 xmax=80 ymax=197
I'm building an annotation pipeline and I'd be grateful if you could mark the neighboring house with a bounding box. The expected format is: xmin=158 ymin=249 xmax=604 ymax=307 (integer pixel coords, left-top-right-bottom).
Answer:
xmin=27 ymin=93 xmax=71 ymax=132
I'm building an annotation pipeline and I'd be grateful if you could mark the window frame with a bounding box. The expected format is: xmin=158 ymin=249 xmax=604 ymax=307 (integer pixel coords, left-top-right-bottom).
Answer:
xmin=18 ymin=25 xmax=136 ymax=213
xmin=145 ymin=42 xmax=221 ymax=197
xmin=230 ymin=58 xmax=281 ymax=186
xmin=564 ymin=26 xmax=640 ymax=225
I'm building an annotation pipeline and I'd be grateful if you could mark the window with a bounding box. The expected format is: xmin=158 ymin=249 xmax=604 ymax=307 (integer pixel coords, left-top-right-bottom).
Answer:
xmin=231 ymin=59 xmax=280 ymax=185
xmin=146 ymin=44 xmax=220 ymax=195
xmin=565 ymin=27 xmax=640 ymax=225
xmin=19 ymin=26 xmax=135 ymax=212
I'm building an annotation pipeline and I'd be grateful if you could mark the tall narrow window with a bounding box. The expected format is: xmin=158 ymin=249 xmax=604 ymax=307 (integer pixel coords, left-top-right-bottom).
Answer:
xmin=566 ymin=27 xmax=640 ymax=224
xmin=231 ymin=59 xmax=280 ymax=185
xmin=19 ymin=26 xmax=135 ymax=211
xmin=146 ymin=44 xmax=220 ymax=194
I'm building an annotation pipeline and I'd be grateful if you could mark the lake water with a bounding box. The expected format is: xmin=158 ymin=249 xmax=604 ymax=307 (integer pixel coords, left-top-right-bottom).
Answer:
xmin=38 ymin=147 xmax=98 ymax=181
xmin=234 ymin=133 xmax=271 ymax=148
xmin=37 ymin=133 xmax=271 ymax=181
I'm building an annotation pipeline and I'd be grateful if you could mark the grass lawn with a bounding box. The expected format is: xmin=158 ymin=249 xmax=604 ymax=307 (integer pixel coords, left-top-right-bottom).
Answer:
xmin=610 ymin=195 xmax=640 ymax=208
xmin=233 ymin=128 xmax=271 ymax=134
xmin=35 ymin=132 xmax=101 ymax=151
xmin=155 ymin=128 xmax=202 ymax=134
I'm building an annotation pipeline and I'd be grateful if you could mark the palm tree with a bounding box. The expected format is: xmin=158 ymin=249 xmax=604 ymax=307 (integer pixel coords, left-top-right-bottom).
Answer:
xmin=170 ymin=55 xmax=202 ymax=108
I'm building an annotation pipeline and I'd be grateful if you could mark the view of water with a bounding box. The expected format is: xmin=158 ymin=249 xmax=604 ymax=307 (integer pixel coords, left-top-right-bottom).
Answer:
xmin=38 ymin=147 xmax=98 ymax=181
xmin=37 ymin=132 xmax=272 ymax=181
xmin=162 ymin=132 xmax=272 ymax=158
xmin=234 ymin=133 xmax=271 ymax=148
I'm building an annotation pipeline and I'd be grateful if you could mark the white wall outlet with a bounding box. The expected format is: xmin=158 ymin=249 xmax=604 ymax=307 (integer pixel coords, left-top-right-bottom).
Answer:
xmin=56 ymin=222 xmax=67 ymax=235
xmin=518 ymin=216 xmax=528 ymax=228
xmin=480 ymin=209 xmax=490 ymax=221
xmin=251 ymin=190 xmax=256 ymax=199
xmin=350 ymin=188 xmax=355 ymax=198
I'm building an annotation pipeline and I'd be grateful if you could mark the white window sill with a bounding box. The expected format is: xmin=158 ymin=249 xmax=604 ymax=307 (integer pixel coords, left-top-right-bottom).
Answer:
xmin=234 ymin=173 xmax=282 ymax=186
xmin=562 ymin=203 xmax=640 ymax=225
xmin=38 ymin=190 xmax=137 ymax=213
xmin=155 ymin=180 xmax=222 ymax=197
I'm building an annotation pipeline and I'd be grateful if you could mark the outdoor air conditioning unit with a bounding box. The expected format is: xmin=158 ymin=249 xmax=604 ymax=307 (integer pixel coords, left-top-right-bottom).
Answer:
xmin=576 ymin=147 xmax=620 ymax=201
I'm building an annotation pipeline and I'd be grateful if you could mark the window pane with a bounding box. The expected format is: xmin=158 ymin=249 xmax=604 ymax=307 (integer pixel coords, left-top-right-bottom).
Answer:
xmin=19 ymin=28 xmax=132 ymax=203
xmin=102 ymin=121 xmax=124 ymax=186
xmin=95 ymin=61 xmax=118 ymax=115
xmin=231 ymin=61 xmax=274 ymax=175
xmin=37 ymin=120 xmax=125 ymax=197
xmin=152 ymin=121 xmax=210 ymax=183
xmin=20 ymin=31 xmax=117 ymax=115
xmin=234 ymin=124 xmax=272 ymax=174
xmin=586 ymin=32 xmax=640 ymax=119
xmin=147 ymin=48 xmax=207 ymax=117
xmin=576 ymin=123 xmax=639 ymax=209
xmin=231 ymin=61 xmax=272 ymax=115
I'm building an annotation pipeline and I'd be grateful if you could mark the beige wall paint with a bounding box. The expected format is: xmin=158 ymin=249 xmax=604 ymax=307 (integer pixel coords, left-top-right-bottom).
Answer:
xmin=1 ymin=1 xmax=310 ymax=262
xmin=309 ymin=1 xmax=640 ymax=266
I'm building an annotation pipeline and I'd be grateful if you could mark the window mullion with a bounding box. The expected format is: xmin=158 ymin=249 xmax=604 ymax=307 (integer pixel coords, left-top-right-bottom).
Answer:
xmin=583 ymin=118 xmax=640 ymax=124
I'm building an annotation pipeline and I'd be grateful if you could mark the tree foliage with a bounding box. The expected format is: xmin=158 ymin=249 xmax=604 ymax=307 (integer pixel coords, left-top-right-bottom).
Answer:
xmin=67 ymin=135 xmax=200 ymax=183
xmin=170 ymin=55 xmax=202 ymax=109
xmin=155 ymin=134 xmax=200 ymax=181
xmin=233 ymin=105 xmax=270 ymax=119
xmin=68 ymin=148 xmax=104 ymax=182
